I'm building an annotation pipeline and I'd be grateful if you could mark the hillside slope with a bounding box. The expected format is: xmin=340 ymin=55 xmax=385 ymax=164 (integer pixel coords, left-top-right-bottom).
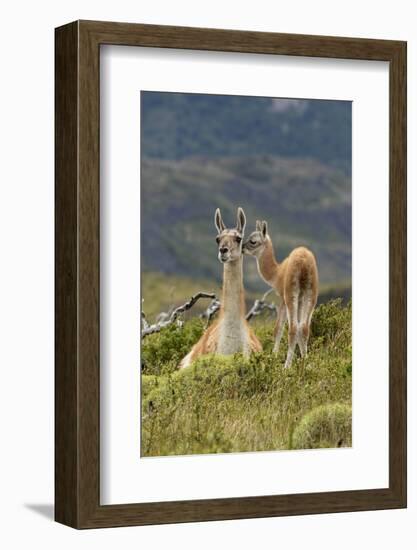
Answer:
xmin=141 ymin=155 xmax=351 ymax=291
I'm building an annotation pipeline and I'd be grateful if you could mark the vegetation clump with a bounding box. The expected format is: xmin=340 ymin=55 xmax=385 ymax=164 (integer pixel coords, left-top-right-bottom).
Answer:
xmin=291 ymin=403 xmax=352 ymax=449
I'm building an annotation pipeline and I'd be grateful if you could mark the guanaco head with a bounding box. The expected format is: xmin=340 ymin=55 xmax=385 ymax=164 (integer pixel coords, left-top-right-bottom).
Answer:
xmin=214 ymin=207 xmax=246 ymax=263
xmin=242 ymin=220 xmax=268 ymax=258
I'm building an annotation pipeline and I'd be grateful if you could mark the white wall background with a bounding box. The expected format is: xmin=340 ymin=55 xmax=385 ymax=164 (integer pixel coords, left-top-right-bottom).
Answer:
xmin=0 ymin=0 xmax=415 ymax=547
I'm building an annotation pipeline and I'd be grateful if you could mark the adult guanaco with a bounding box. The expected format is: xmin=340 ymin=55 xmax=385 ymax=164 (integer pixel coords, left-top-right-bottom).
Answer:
xmin=243 ymin=220 xmax=318 ymax=368
xmin=179 ymin=208 xmax=262 ymax=368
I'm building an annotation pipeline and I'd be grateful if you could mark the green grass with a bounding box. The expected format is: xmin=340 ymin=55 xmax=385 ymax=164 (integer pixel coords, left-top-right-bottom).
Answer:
xmin=141 ymin=299 xmax=352 ymax=456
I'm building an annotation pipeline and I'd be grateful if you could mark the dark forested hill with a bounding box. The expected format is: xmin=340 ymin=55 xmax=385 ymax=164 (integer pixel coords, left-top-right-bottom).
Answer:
xmin=141 ymin=93 xmax=352 ymax=175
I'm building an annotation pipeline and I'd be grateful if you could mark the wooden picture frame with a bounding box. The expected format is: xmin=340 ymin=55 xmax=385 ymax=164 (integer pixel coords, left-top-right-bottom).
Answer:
xmin=55 ymin=20 xmax=407 ymax=529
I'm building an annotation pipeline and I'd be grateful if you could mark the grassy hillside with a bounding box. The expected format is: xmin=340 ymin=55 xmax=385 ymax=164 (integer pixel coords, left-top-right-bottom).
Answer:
xmin=141 ymin=155 xmax=351 ymax=291
xmin=141 ymin=299 xmax=352 ymax=456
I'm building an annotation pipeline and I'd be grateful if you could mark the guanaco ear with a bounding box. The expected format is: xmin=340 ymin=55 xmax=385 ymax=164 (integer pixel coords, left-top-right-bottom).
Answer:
xmin=261 ymin=220 xmax=268 ymax=238
xmin=236 ymin=207 xmax=246 ymax=234
xmin=214 ymin=208 xmax=226 ymax=233
xmin=256 ymin=220 xmax=262 ymax=232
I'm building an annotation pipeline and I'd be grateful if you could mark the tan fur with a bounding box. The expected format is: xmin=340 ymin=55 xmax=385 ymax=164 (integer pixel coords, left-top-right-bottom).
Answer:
xmin=179 ymin=209 xmax=262 ymax=369
xmin=244 ymin=223 xmax=318 ymax=368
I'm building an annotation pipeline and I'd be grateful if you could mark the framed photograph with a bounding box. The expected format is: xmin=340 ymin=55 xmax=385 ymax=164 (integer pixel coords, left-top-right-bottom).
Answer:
xmin=55 ymin=20 xmax=406 ymax=528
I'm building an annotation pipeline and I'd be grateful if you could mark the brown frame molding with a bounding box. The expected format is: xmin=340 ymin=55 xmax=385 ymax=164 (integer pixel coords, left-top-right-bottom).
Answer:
xmin=55 ymin=20 xmax=407 ymax=529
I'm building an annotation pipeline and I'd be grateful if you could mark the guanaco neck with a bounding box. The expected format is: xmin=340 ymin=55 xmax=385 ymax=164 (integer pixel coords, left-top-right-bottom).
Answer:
xmin=221 ymin=257 xmax=246 ymax=322
xmin=257 ymin=236 xmax=280 ymax=286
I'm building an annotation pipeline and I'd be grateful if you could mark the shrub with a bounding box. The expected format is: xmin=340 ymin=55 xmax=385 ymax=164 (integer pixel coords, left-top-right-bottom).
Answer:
xmin=311 ymin=298 xmax=351 ymax=344
xmin=142 ymin=318 xmax=205 ymax=375
xmin=291 ymin=402 xmax=352 ymax=449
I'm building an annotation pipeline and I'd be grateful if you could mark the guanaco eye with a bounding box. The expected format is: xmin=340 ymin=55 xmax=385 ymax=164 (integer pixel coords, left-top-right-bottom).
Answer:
xmin=250 ymin=239 xmax=256 ymax=245
xmin=216 ymin=236 xmax=221 ymax=244
xmin=236 ymin=236 xmax=242 ymax=244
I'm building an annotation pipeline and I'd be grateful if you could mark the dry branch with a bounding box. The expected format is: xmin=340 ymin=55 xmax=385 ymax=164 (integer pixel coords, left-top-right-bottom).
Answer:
xmin=141 ymin=311 xmax=149 ymax=331
xmin=142 ymin=288 xmax=278 ymax=338
xmin=245 ymin=288 xmax=278 ymax=321
xmin=200 ymin=299 xmax=221 ymax=322
xmin=141 ymin=292 xmax=217 ymax=338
